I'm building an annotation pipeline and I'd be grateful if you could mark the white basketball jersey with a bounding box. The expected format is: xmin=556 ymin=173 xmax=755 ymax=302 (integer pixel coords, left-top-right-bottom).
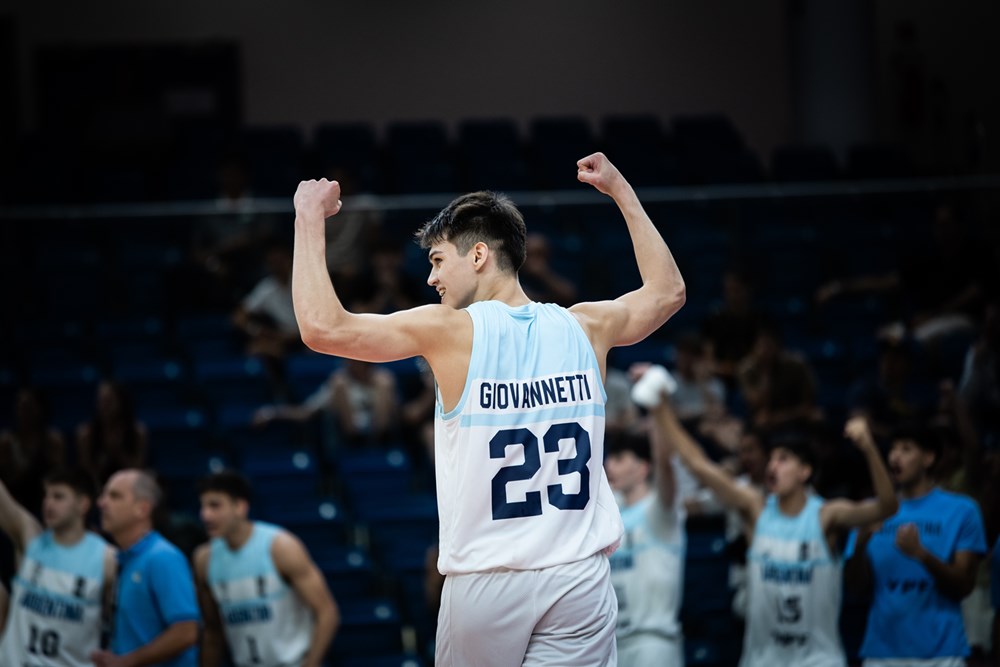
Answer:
xmin=742 ymin=494 xmax=845 ymax=667
xmin=610 ymin=492 xmax=685 ymax=641
xmin=207 ymin=522 xmax=314 ymax=667
xmin=435 ymin=301 xmax=623 ymax=575
xmin=0 ymin=531 xmax=108 ymax=667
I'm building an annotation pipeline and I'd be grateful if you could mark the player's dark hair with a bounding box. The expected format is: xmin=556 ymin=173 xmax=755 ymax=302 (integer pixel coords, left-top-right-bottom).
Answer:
xmin=606 ymin=431 xmax=652 ymax=464
xmin=198 ymin=470 xmax=253 ymax=503
xmin=414 ymin=191 xmax=527 ymax=274
xmin=766 ymin=430 xmax=817 ymax=482
xmin=43 ymin=468 xmax=97 ymax=500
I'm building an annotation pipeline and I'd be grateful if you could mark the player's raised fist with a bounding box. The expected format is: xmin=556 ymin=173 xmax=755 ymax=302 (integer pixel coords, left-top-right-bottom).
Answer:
xmin=577 ymin=152 xmax=624 ymax=197
xmin=294 ymin=178 xmax=342 ymax=219
xmin=844 ymin=416 xmax=876 ymax=450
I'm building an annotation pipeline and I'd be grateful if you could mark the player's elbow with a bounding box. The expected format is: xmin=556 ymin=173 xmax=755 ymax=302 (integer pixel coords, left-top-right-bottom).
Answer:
xmin=657 ymin=280 xmax=686 ymax=322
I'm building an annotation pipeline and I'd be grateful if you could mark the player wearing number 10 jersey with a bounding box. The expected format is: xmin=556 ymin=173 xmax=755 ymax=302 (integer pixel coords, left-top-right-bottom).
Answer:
xmin=0 ymin=470 xmax=116 ymax=667
xmin=292 ymin=152 xmax=686 ymax=666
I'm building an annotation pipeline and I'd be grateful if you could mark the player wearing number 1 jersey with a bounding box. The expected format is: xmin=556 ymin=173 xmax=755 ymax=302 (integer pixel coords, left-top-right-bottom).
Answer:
xmin=292 ymin=153 xmax=686 ymax=666
xmin=0 ymin=470 xmax=116 ymax=667
xmin=633 ymin=367 xmax=900 ymax=667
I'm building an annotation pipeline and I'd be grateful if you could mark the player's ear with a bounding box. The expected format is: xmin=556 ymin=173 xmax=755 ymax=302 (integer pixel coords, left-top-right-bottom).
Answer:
xmin=472 ymin=241 xmax=489 ymax=270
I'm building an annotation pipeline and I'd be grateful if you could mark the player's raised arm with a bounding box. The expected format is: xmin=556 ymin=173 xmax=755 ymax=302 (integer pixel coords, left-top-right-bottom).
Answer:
xmin=635 ymin=367 xmax=762 ymax=525
xmin=291 ymin=179 xmax=463 ymax=363
xmin=571 ymin=153 xmax=685 ymax=356
xmin=821 ymin=417 xmax=898 ymax=532
xmin=0 ymin=478 xmax=42 ymax=556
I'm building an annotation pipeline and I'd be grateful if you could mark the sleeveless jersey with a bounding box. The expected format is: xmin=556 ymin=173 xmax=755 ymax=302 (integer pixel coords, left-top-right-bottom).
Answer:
xmin=742 ymin=494 xmax=845 ymax=667
xmin=609 ymin=492 xmax=684 ymax=641
xmin=0 ymin=531 xmax=108 ymax=667
xmin=207 ymin=522 xmax=313 ymax=667
xmin=435 ymin=301 xmax=623 ymax=575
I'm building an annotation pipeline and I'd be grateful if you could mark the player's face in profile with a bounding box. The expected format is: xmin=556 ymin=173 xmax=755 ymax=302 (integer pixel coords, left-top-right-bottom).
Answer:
xmin=427 ymin=241 xmax=477 ymax=309
xmin=887 ymin=439 xmax=932 ymax=487
xmin=199 ymin=492 xmax=241 ymax=538
xmin=765 ymin=448 xmax=809 ymax=496
xmin=604 ymin=451 xmax=648 ymax=493
xmin=42 ymin=483 xmax=85 ymax=531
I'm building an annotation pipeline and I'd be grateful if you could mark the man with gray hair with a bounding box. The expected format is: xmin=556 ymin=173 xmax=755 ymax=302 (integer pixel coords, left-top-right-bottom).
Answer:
xmin=93 ymin=469 xmax=200 ymax=667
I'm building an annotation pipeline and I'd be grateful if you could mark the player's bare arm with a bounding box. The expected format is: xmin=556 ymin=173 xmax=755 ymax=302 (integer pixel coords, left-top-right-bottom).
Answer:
xmin=272 ymin=532 xmax=340 ymax=667
xmin=571 ymin=153 xmax=685 ymax=359
xmin=643 ymin=384 xmax=762 ymax=526
xmin=0 ymin=478 xmax=42 ymax=558
xmin=193 ymin=545 xmax=227 ymax=667
xmin=895 ymin=526 xmax=981 ymax=601
xmin=102 ymin=545 xmax=118 ymax=634
xmin=821 ymin=417 xmax=898 ymax=534
xmin=649 ymin=406 xmax=678 ymax=512
xmin=291 ymin=179 xmax=471 ymax=373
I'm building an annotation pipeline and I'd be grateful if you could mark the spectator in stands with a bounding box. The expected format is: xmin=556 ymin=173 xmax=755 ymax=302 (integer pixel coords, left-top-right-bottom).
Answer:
xmin=353 ymin=238 xmax=426 ymax=314
xmin=845 ymin=421 xmax=987 ymax=666
xmin=0 ymin=387 xmax=67 ymax=513
xmin=603 ymin=400 xmax=685 ymax=666
xmin=254 ymin=359 xmax=399 ymax=448
xmin=520 ymin=233 xmax=578 ymax=307
xmin=76 ymin=381 xmax=148 ymax=486
xmin=848 ymin=339 xmax=934 ymax=440
xmin=816 ymin=204 xmax=993 ymax=350
xmin=959 ymin=300 xmax=1000 ymax=450
xmin=737 ymin=323 xmax=821 ymax=429
xmin=233 ymin=240 xmax=302 ymax=393
xmin=323 ymin=167 xmax=380 ymax=306
xmin=194 ymin=471 xmax=339 ymax=667
xmin=634 ymin=365 xmax=897 ymax=667
xmin=701 ymin=267 xmax=766 ymax=386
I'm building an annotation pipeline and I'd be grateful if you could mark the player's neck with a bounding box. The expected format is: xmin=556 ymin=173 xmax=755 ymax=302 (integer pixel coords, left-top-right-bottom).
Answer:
xmin=776 ymin=487 xmax=808 ymax=516
xmin=898 ymin=476 xmax=935 ymax=501
xmin=51 ymin=522 xmax=86 ymax=546
xmin=224 ymin=520 xmax=254 ymax=551
xmin=114 ymin=522 xmax=153 ymax=551
xmin=477 ymin=275 xmax=530 ymax=307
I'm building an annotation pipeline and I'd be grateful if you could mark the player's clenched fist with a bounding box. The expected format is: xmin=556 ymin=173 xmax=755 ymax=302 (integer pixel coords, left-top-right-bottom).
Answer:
xmin=294 ymin=179 xmax=342 ymax=219
xmin=577 ymin=152 xmax=625 ymax=198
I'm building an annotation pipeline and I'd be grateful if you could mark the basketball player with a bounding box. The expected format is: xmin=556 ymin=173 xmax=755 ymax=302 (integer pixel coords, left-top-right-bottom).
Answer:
xmin=846 ymin=423 xmax=986 ymax=666
xmin=632 ymin=365 xmax=898 ymax=667
xmin=604 ymin=419 xmax=685 ymax=665
xmin=291 ymin=152 xmax=686 ymax=666
xmin=193 ymin=471 xmax=339 ymax=667
xmin=0 ymin=470 xmax=116 ymax=667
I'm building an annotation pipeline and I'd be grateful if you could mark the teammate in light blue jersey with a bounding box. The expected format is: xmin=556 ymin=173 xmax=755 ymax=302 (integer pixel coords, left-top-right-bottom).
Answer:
xmin=605 ymin=423 xmax=685 ymax=666
xmin=291 ymin=153 xmax=687 ymax=666
xmin=194 ymin=471 xmax=339 ymax=667
xmin=0 ymin=469 xmax=116 ymax=667
xmin=634 ymin=366 xmax=899 ymax=667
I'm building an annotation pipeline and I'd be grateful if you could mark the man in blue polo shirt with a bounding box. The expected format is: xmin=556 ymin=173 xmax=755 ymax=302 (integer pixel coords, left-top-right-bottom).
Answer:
xmin=847 ymin=424 xmax=987 ymax=666
xmin=92 ymin=469 xmax=200 ymax=667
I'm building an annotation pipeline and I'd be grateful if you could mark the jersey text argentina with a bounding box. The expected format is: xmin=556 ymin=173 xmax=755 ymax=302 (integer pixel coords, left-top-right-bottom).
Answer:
xmin=0 ymin=531 xmax=108 ymax=667
xmin=435 ymin=301 xmax=623 ymax=574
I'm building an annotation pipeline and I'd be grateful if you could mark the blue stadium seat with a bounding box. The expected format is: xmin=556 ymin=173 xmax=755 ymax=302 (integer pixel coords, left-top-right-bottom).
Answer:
xmin=327 ymin=598 xmax=404 ymax=659
xmin=314 ymin=122 xmax=380 ymax=193
xmin=242 ymin=125 xmax=305 ymax=197
xmin=529 ymin=116 xmax=596 ymax=189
